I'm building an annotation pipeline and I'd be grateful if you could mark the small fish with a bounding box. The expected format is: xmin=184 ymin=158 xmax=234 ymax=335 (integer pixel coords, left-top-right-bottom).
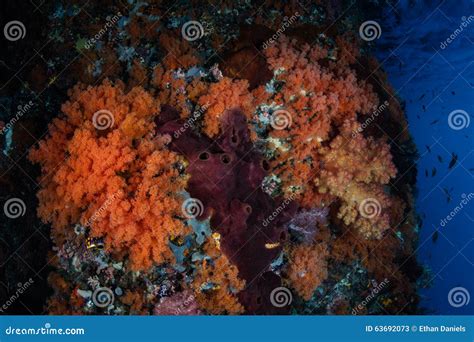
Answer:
xmin=431 ymin=167 xmax=437 ymax=177
xmin=448 ymin=153 xmax=458 ymax=169
xmin=170 ymin=235 xmax=185 ymax=246
xmin=432 ymin=231 xmax=439 ymax=243
xmin=423 ymin=105 xmax=427 ymax=112
xmin=437 ymin=155 xmax=443 ymax=163
xmin=425 ymin=169 xmax=428 ymax=177
xmin=212 ymin=232 xmax=221 ymax=249
xmin=442 ymin=187 xmax=453 ymax=203
xmin=451 ymin=91 xmax=456 ymax=95
xmin=417 ymin=114 xmax=421 ymax=119
xmin=430 ymin=119 xmax=439 ymax=125
xmin=265 ymin=242 xmax=280 ymax=249
xmin=425 ymin=145 xmax=431 ymax=153
xmin=418 ymin=94 xmax=426 ymax=100
xmin=86 ymin=237 xmax=104 ymax=250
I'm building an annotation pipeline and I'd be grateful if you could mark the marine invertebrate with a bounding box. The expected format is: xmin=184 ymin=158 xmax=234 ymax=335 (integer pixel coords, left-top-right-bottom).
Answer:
xmin=252 ymin=35 xmax=381 ymax=207
xmin=29 ymin=81 xmax=189 ymax=270
xmin=153 ymin=290 xmax=201 ymax=315
xmin=157 ymin=107 xmax=295 ymax=313
xmin=22 ymin=1 xmax=420 ymax=316
xmin=190 ymin=239 xmax=245 ymax=315
xmin=316 ymin=132 xmax=396 ymax=239
xmin=287 ymin=242 xmax=329 ymax=300
xmin=197 ymin=78 xmax=255 ymax=137
xmin=286 ymin=207 xmax=329 ymax=243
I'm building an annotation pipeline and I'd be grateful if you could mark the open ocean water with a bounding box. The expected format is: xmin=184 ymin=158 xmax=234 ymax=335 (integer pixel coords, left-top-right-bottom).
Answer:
xmin=377 ymin=0 xmax=474 ymax=314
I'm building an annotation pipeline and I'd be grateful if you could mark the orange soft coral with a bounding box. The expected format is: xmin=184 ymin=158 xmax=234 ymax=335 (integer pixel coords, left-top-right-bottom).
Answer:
xmin=254 ymin=36 xmax=379 ymax=204
xmin=287 ymin=242 xmax=329 ymax=300
xmin=159 ymin=33 xmax=200 ymax=70
xmin=152 ymin=65 xmax=208 ymax=118
xmin=29 ymin=81 xmax=189 ymax=270
xmin=198 ymin=77 xmax=254 ymax=137
xmin=190 ymin=238 xmax=245 ymax=314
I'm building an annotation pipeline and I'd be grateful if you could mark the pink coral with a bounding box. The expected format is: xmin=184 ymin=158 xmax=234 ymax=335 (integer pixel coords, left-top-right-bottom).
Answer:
xmin=154 ymin=290 xmax=201 ymax=315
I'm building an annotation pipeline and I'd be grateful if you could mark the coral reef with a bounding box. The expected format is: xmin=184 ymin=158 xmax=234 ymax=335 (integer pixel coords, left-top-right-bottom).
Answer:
xmin=29 ymin=81 xmax=189 ymax=270
xmin=1 ymin=0 xmax=421 ymax=316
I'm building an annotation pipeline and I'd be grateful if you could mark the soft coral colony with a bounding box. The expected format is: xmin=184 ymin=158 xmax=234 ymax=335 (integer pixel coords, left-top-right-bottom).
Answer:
xmin=30 ymin=9 xmax=419 ymax=315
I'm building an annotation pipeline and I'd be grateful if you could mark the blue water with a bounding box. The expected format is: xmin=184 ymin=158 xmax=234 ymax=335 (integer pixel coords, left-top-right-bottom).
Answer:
xmin=376 ymin=0 xmax=474 ymax=314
